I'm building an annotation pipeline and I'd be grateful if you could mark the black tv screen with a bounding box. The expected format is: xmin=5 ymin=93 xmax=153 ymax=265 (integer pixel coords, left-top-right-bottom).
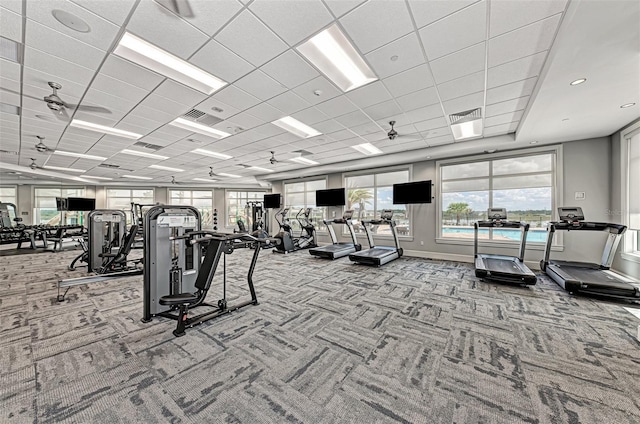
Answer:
xmin=393 ymin=181 xmax=432 ymax=204
xmin=316 ymin=188 xmax=346 ymax=206
xmin=67 ymin=197 xmax=96 ymax=211
xmin=56 ymin=197 xmax=67 ymax=211
xmin=263 ymin=193 xmax=281 ymax=209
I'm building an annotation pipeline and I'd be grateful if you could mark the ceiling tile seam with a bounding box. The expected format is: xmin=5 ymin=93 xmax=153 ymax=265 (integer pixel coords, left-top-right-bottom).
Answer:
xmin=513 ymin=6 xmax=570 ymax=141
xmin=487 ymin=50 xmax=547 ymax=70
xmin=16 ymin=0 xmax=27 ymax=163
xmin=403 ymin=0 xmax=453 ymax=143
xmin=411 ymin=0 xmax=483 ymax=30
xmin=485 ymin=108 xmax=525 ymax=120
xmin=485 ymin=120 xmax=519 ymax=129
xmin=25 ymin=17 xmax=113 ymax=54
xmin=486 ymin=95 xmax=530 ymax=108
xmin=481 ymin=0 xmax=491 ymax=137
xmin=488 ymin=11 xmax=566 ymax=41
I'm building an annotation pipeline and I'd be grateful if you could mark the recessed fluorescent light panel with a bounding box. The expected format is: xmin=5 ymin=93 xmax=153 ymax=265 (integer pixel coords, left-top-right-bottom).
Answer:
xmin=43 ymin=166 xmax=86 ymax=173
xmin=70 ymin=119 xmax=143 ymax=139
xmin=272 ymin=116 xmax=321 ymax=138
xmin=193 ymin=178 xmax=218 ymax=182
xmin=449 ymin=108 xmax=483 ymax=141
xmin=113 ymin=32 xmax=227 ymax=95
xmin=191 ymin=148 xmax=233 ymax=160
xmin=290 ymin=156 xmax=319 ymax=165
xmin=0 ymin=36 xmax=22 ymax=63
xmin=248 ymin=166 xmax=274 ymax=173
xmin=217 ymin=173 xmax=241 ymax=178
xmin=297 ymin=24 xmax=377 ymax=92
xmin=170 ymin=117 xmax=231 ymax=139
xmin=53 ymin=150 xmax=107 ymax=161
xmin=351 ymin=143 xmax=382 ymax=156
xmin=82 ymin=175 xmax=113 ymax=180
xmin=123 ymin=175 xmax=153 ymax=180
xmin=149 ymin=164 xmax=184 ymax=172
xmin=120 ymin=149 xmax=169 ymax=160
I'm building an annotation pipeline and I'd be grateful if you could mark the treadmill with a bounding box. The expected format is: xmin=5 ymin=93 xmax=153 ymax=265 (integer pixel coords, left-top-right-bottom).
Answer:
xmin=349 ymin=209 xmax=403 ymax=266
xmin=309 ymin=210 xmax=361 ymax=259
xmin=541 ymin=206 xmax=640 ymax=300
xmin=474 ymin=208 xmax=537 ymax=285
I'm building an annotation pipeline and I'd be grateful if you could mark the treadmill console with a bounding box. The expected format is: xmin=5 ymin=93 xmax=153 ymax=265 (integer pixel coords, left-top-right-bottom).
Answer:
xmin=558 ymin=207 xmax=584 ymax=223
xmin=487 ymin=208 xmax=507 ymax=221
xmin=380 ymin=209 xmax=394 ymax=220
xmin=343 ymin=210 xmax=354 ymax=219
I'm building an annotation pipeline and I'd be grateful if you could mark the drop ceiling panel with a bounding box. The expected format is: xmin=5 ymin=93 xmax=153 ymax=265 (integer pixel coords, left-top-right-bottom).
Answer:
xmin=249 ymin=0 xmax=333 ymax=46
xmin=178 ymin=0 xmax=243 ymax=36
xmin=140 ymin=93 xmax=190 ymax=117
xmin=442 ymin=91 xmax=484 ymax=116
xmin=487 ymin=51 xmax=547 ymax=88
xmin=0 ymin=88 xmax=20 ymax=106
xmin=484 ymin=121 xmax=518 ymax=136
xmin=267 ymin=91 xmax=311 ymax=116
xmin=419 ymin=0 xmax=486 ymax=60
xmin=1 ymin=6 xmax=22 ymax=42
xmin=0 ymin=58 xmax=20 ymax=82
xmin=260 ymin=50 xmax=320 ymax=90
xmin=125 ymin=0 xmax=209 ymax=59
xmin=129 ymin=103 xmax=176 ymax=123
xmin=437 ymin=71 xmax=485 ymax=102
xmin=212 ymin=85 xmax=261 ymax=111
xmin=485 ymin=96 xmax=529 ymax=117
xmin=1 ymin=0 xmax=21 ymax=14
xmin=235 ymin=70 xmax=287 ymax=101
xmin=292 ymin=76 xmax=342 ymax=105
xmin=70 ymin=0 xmax=136 ymax=26
xmin=91 ymin=73 xmax=151 ymax=105
xmin=426 ymin=134 xmax=454 ymax=146
xmin=215 ymin=10 xmax=288 ymax=67
xmin=414 ymin=116 xmax=448 ymax=132
xmin=23 ymin=48 xmax=96 ymax=88
xmin=153 ymin=80 xmax=208 ymax=107
xmin=25 ymin=20 xmax=107 ymax=70
xmin=334 ymin=109 xmax=372 ymax=128
xmin=82 ymin=88 xmax=142 ymax=115
xmin=362 ymin=99 xmax=403 ymax=121
xmin=404 ymin=103 xmax=444 ymax=123
xmin=189 ymin=39 xmax=254 ymax=84
xmin=313 ymin=119 xmax=345 ymax=135
xmin=484 ymin=110 xmax=524 ymax=127
xmin=364 ymin=33 xmax=425 ymax=80
xmin=490 ymin=0 xmax=568 ymax=38
xmin=339 ymin=0 xmax=414 ymax=54
xmin=194 ymin=97 xmax=241 ymax=120
xmin=245 ymin=103 xmax=285 ymax=122
xmin=22 ymin=67 xmax=90 ymax=102
xmin=311 ymin=95 xmax=357 ymax=120
xmin=408 ymin=0 xmax=478 ymax=29
xmin=429 ymin=42 xmax=486 ymax=84
xmin=291 ymin=106 xmax=329 ymax=125
xmin=382 ymin=64 xmax=434 ymax=98
xmin=395 ymin=86 xmax=440 ymax=112
xmin=323 ymin=0 xmax=366 ymax=18
xmin=486 ymin=77 xmax=537 ymax=105
xmin=26 ymin=0 xmax=120 ymax=51
xmin=488 ymin=14 xmax=562 ymax=68
xmin=346 ymin=81 xmax=392 ymax=109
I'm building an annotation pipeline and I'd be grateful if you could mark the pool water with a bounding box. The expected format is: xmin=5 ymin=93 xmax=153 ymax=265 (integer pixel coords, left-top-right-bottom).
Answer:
xmin=442 ymin=227 xmax=548 ymax=243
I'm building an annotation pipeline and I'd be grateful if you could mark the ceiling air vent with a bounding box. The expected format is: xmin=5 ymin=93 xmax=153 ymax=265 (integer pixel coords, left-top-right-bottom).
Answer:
xmin=449 ymin=108 xmax=483 ymax=141
xmin=133 ymin=141 xmax=163 ymax=151
xmin=0 ymin=102 xmax=20 ymax=115
xmin=99 ymin=163 xmax=120 ymax=169
xmin=182 ymin=108 xmax=223 ymax=127
xmin=0 ymin=36 xmax=22 ymax=63
xmin=448 ymin=108 xmax=482 ymax=125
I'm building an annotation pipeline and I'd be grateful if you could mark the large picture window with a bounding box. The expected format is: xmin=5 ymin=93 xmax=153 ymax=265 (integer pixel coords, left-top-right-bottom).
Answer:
xmin=106 ymin=188 xmax=154 ymax=225
xmin=0 ymin=187 xmax=17 ymax=205
xmin=170 ymin=189 xmax=214 ymax=228
xmin=439 ymin=152 xmax=555 ymax=243
xmin=284 ymin=179 xmax=327 ymax=232
xmin=624 ymin=127 xmax=639 ymax=256
xmin=226 ymin=190 xmax=267 ymax=228
xmin=34 ymin=187 xmax=85 ymax=225
xmin=344 ymin=169 xmax=410 ymax=236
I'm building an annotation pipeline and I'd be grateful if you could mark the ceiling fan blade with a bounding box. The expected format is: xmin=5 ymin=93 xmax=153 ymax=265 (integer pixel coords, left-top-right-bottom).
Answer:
xmin=1 ymin=87 xmax=41 ymax=102
xmin=67 ymin=104 xmax=111 ymax=114
xmin=157 ymin=0 xmax=194 ymax=18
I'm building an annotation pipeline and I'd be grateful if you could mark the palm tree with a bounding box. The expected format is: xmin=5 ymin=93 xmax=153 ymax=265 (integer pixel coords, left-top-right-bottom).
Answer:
xmin=445 ymin=202 xmax=469 ymax=225
xmin=347 ymin=188 xmax=373 ymax=221
xmin=464 ymin=207 xmax=474 ymax=224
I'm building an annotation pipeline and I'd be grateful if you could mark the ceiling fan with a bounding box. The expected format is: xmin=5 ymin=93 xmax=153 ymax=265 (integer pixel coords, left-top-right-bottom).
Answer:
xmin=34 ymin=136 xmax=54 ymax=153
xmin=269 ymin=151 xmax=279 ymax=165
xmin=29 ymin=158 xmax=39 ymax=170
xmin=387 ymin=120 xmax=423 ymax=141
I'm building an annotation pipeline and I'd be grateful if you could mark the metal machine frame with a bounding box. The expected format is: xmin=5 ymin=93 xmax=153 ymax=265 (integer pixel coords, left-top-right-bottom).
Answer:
xmin=309 ymin=210 xmax=361 ymax=259
xmin=349 ymin=209 xmax=403 ymax=266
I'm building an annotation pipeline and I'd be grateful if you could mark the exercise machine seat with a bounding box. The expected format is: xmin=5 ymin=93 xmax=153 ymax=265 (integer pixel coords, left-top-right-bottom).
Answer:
xmin=159 ymin=292 xmax=200 ymax=305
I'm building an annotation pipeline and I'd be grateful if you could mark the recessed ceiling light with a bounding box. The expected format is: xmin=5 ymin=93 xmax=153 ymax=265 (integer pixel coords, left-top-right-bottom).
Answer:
xmin=149 ymin=164 xmax=184 ymax=172
xmin=191 ymin=148 xmax=233 ymax=160
xmin=248 ymin=166 xmax=275 ymax=173
xmin=70 ymin=119 xmax=143 ymax=139
xmin=53 ymin=150 xmax=107 ymax=161
xmin=351 ymin=143 xmax=382 ymax=156
xmin=52 ymin=10 xmax=90 ymax=32
xmin=120 ymin=149 xmax=169 ymax=160
xmin=193 ymin=178 xmax=218 ymax=182
xmin=82 ymin=175 xmax=113 ymax=180
xmin=297 ymin=24 xmax=377 ymax=92
xmin=0 ymin=36 xmax=22 ymax=63
xmin=569 ymin=78 xmax=586 ymax=86
xmin=530 ymin=141 xmax=538 ymax=144
xmin=620 ymin=103 xmax=636 ymax=108
xmin=272 ymin=116 xmax=321 ymax=138
xmin=113 ymin=32 xmax=227 ymax=95
xmin=290 ymin=156 xmax=319 ymax=165
xmin=122 ymin=175 xmax=153 ymax=180
xmin=169 ymin=117 xmax=231 ymax=139
xmin=43 ymin=165 xmax=86 ymax=173
xmin=218 ymin=173 xmax=241 ymax=178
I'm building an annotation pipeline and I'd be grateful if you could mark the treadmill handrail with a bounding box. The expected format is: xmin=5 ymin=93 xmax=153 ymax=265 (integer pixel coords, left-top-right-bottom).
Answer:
xmin=473 ymin=220 xmax=529 ymax=262
xmin=549 ymin=221 xmax=627 ymax=234
xmin=475 ymin=220 xmax=528 ymax=230
xmin=360 ymin=217 xmax=401 ymax=251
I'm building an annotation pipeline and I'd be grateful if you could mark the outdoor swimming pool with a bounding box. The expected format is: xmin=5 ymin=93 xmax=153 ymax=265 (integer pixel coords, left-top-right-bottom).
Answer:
xmin=442 ymin=227 xmax=548 ymax=243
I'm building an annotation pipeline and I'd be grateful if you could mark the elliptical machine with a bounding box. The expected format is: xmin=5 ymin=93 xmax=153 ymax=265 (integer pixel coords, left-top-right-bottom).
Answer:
xmin=273 ymin=207 xmax=317 ymax=254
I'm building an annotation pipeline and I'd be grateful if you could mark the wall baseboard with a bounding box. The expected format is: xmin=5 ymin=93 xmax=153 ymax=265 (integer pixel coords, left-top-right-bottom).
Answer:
xmin=402 ymin=249 xmax=542 ymax=270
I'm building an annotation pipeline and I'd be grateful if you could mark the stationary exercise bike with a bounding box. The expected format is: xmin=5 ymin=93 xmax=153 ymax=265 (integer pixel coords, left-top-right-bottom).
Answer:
xmin=273 ymin=207 xmax=317 ymax=254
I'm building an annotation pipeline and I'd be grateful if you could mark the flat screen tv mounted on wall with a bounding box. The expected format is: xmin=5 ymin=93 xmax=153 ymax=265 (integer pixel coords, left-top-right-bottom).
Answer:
xmin=316 ymin=188 xmax=346 ymax=206
xmin=392 ymin=181 xmax=432 ymax=204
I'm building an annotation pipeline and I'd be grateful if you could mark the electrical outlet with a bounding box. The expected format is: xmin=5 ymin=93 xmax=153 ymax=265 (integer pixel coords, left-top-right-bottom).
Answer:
xmin=420 ymin=241 xmax=424 ymax=246
xmin=332 ymin=210 xmax=336 ymax=218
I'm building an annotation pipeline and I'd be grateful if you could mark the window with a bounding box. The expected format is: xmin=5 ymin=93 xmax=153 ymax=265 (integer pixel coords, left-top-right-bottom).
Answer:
xmin=344 ymin=169 xmax=410 ymax=236
xmin=226 ymin=190 xmax=267 ymax=228
xmin=623 ymin=126 xmax=640 ymax=256
xmin=0 ymin=186 xmax=17 ymax=205
xmin=106 ymin=188 xmax=154 ymax=225
xmin=170 ymin=189 xmax=215 ymax=229
xmin=439 ymin=152 xmax=555 ymax=243
xmin=34 ymin=187 xmax=85 ymax=225
xmin=284 ymin=179 xmax=327 ymax=232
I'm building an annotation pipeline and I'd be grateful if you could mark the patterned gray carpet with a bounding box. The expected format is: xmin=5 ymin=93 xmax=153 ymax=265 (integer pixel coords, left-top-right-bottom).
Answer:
xmin=1 ymin=247 xmax=639 ymax=423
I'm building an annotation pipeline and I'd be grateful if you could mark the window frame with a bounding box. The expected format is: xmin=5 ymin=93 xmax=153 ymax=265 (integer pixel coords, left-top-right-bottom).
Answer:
xmin=283 ymin=176 xmax=328 ymax=233
xmin=436 ymin=146 xmax=563 ymax=249
xmin=33 ymin=186 xmax=86 ymax=225
xmin=105 ymin=187 xmax=155 ymax=225
xmin=169 ymin=188 xmax=215 ymax=229
xmin=0 ymin=186 xmax=18 ymax=205
xmin=621 ymin=121 xmax=640 ymax=262
xmin=342 ymin=165 xmax=412 ymax=239
xmin=224 ymin=189 xmax=269 ymax=229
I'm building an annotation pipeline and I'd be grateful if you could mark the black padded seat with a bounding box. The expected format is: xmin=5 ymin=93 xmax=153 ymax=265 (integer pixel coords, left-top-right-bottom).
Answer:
xmin=159 ymin=293 xmax=200 ymax=305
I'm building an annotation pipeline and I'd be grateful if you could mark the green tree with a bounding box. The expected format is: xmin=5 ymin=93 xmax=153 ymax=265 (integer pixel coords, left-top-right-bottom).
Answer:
xmin=464 ymin=206 xmax=474 ymax=224
xmin=347 ymin=188 xmax=373 ymax=221
xmin=446 ymin=202 xmax=469 ymax=225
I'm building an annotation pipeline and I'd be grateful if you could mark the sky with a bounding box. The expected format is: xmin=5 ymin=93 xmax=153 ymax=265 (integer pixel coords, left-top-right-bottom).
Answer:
xmin=443 ymin=187 xmax=552 ymax=212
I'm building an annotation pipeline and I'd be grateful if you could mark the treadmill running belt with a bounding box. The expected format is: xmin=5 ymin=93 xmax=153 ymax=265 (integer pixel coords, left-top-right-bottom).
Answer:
xmin=484 ymin=257 xmax=526 ymax=274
